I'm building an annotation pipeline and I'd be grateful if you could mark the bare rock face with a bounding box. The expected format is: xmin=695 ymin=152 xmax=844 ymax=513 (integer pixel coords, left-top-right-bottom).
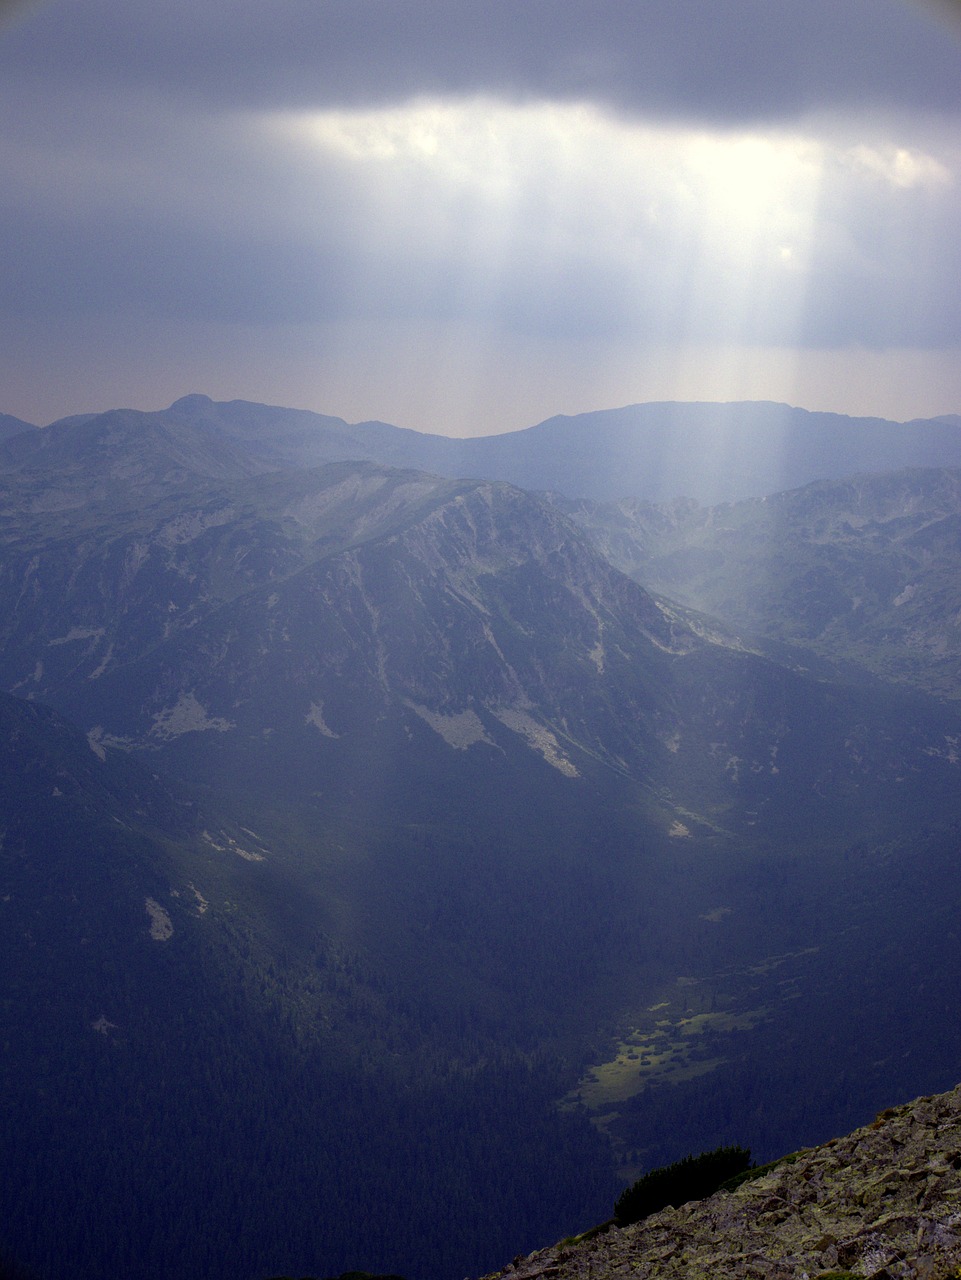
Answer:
xmin=479 ymin=1083 xmax=961 ymax=1280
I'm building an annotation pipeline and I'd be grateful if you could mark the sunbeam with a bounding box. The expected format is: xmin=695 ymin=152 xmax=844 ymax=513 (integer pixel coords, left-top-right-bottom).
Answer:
xmin=263 ymin=100 xmax=833 ymax=442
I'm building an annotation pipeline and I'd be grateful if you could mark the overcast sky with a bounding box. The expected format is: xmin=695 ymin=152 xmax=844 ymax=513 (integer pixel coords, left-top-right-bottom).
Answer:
xmin=2 ymin=0 xmax=960 ymax=434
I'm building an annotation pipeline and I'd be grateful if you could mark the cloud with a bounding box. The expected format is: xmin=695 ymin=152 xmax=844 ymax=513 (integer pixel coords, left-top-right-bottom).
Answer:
xmin=846 ymin=143 xmax=952 ymax=189
xmin=3 ymin=0 xmax=960 ymax=124
xmin=6 ymin=86 xmax=958 ymax=349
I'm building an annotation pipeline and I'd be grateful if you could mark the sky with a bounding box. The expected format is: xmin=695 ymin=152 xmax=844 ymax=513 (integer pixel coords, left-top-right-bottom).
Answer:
xmin=1 ymin=0 xmax=961 ymax=435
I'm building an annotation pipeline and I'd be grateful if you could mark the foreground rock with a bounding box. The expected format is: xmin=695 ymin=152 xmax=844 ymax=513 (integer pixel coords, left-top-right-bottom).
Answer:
xmin=479 ymin=1083 xmax=961 ymax=1280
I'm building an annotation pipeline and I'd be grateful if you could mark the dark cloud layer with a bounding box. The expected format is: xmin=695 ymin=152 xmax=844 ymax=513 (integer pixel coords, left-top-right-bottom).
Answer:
xmin=4 ymin=0 xmax=960 ymax=124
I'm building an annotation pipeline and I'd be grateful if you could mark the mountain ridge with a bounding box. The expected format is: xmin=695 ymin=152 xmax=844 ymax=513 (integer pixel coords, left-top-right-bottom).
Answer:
xmin=12 ymin=393 xmax=961 ymax=504
xmin=158 ymin=395 xmax=961 ymax=503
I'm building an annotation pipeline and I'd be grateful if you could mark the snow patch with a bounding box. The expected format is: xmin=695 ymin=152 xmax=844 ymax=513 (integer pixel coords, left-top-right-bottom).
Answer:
xmin=145 ymin=898 xmax=173 ymax=941
xmin=493 ymin=708 xmax=579 ymax=777
xmin=924 ymin=735 xmax=960 ymax=765
xmin=87 ymin=725 xmax=133 ymax=757
xmin=89 ymin=643 xmax=114 ymax=679
xmin=202 ymin=829 xmax=267 ymax=862
xmin=306 ymin=701 xmax=339 ymax=738
xmin=406 ymin=701 xmax=493 ymax=750
xmin=150 ymin=691 xmax=235 ymax=740
xmin=188 ymin=883 xmax=209 ymax=915
xmin=701 ymin=907 xmax=732 ymax=922
xmin=48 ymin=626 xmax=105 ymax=646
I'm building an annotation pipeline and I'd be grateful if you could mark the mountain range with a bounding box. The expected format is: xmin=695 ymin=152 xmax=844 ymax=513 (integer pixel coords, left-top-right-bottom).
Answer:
xmin=3 ymin=394 xmax=961 ymax=1280
xmin=10 ymin=393 xmax=961 ymax=502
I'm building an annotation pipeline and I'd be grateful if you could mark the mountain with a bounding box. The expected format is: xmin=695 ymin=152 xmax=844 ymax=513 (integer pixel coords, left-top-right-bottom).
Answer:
xmin=561 ymin=467 xmax=961 ymax=697
xmin=2 ymin=437 xmax=958 ymax=845
xmin=476 ymin=1080 xmax=961 ymax=1280
xmin=11 ymin=394 xmax=961 ymax=505
xmin=5 ymin=396 xmax=961 ymax=1279
xmin=158 ymin=394 xmax=961 ymax=503
xmin=0 ymin=412 xmax=36 ymax=442
xmin=445 ymin=400 xmax=961 ymax=504
xmin=0 ymin=405 xmax=272 ymax=508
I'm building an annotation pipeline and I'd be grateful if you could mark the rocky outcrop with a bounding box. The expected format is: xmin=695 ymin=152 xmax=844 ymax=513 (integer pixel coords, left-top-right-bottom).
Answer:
xmin=479 ymin=1083 xmax=961 ymax=1280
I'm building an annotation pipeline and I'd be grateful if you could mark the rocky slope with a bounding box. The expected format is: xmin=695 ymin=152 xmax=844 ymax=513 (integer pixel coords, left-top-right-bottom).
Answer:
xmin=480 ymin=1082 xmax=961 ymax=1280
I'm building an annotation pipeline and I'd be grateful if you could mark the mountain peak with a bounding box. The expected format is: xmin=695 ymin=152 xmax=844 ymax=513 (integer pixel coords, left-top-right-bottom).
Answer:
xmin=168 ymin=393 xmax=214 ymax=412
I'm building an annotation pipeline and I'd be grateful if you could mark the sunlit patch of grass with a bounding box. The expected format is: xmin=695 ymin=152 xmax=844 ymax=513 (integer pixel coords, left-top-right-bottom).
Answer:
xmin=561 ymin=950 xmax=821 ymax=1156
xmin=563 ymin=998 xmax=769 ymax=1118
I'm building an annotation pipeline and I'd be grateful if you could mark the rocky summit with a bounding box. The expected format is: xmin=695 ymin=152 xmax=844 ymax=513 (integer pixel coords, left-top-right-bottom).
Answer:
xmin=480 ymin=1084 xmax=961 ymax=1280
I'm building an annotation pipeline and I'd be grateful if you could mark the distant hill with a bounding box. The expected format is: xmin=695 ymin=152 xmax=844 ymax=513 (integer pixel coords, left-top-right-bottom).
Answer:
xmin=448 ymin=400 xmax=961 ymax=504
xmin=9 ymin=394 xmax=961 ymax=503
xmin=160 ymin=394 xmax=961 ymax=503
xmin=0 ymin=405 xmax=272 ymax=506
xmin=0 ymin=412 xmax=36 ymax=442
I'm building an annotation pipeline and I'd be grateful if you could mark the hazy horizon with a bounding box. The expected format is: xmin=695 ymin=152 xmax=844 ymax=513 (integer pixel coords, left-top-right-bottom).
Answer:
xmin=8 ymin=390 xmax=961 ymax=440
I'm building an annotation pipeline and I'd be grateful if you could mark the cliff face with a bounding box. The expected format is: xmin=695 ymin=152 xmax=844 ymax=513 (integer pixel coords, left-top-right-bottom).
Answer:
xmin=480 ymin=1083 xmax=961 ymax=1280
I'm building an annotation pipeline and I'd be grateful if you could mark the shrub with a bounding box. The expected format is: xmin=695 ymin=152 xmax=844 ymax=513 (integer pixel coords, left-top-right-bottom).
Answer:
xmin=614 ymin=1144 xmax=753 ymax=1227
